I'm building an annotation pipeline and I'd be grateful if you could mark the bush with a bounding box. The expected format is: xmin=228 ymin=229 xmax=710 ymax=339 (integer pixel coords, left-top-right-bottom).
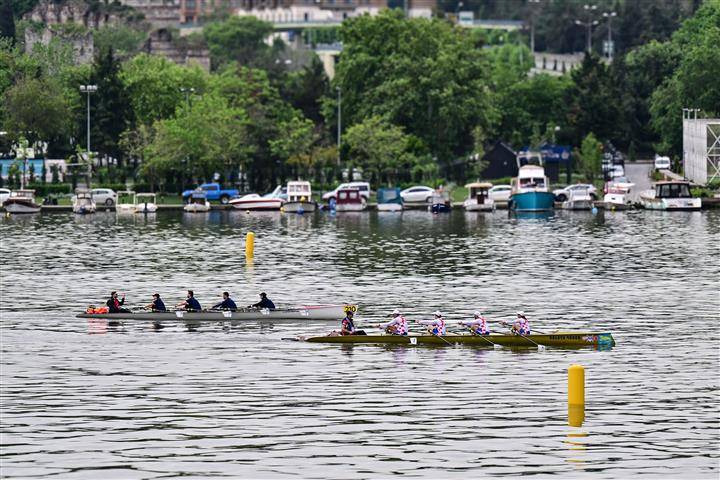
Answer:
xmin=27 ymin=183 xmax=73 ymax=196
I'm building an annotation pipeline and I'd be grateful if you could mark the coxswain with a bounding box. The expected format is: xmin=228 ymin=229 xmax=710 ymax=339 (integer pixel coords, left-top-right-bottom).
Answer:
xmin=508 ymin=311 xmax=530 ymax=335
xmin=250 ymin=292 xmax=275 ymax=310
xmin=177 ymin=290 xmax=202 ymax=311
xmin=212 ymin=292 xmax=237 ymax=311
xmin=106 ymin=291 xmax=130 ymax=313
xmin=458 ymin=310 xmax=490 ymax=335
xmin=418 ymin=311 xmax=446 ymax=335
xmin=338 ymin=310 xmax=366 ymax=336
xmin=377 ymin=309 xmax=408 ymax=335
xmin=146 ymin=293 xmax=167 ymax=312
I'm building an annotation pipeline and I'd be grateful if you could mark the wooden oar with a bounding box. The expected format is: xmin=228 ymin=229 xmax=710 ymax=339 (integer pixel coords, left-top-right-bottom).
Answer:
xmin=453 ymin=325 xmax=502 ymax=349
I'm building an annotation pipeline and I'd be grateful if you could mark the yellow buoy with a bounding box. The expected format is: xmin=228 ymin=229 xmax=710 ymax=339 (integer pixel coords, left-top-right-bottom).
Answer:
xmin=245 ymin=231 xmax=255 ymax=258
xmin=568 ymin=364 xmax=585 ymax=406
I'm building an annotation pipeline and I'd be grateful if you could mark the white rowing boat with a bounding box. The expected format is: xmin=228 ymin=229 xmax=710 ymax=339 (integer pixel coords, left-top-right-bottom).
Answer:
xmin=78 ymin=304 xmax=358 ymax=321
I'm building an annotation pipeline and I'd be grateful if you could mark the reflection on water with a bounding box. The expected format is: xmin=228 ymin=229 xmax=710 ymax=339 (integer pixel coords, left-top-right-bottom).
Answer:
xmin=1 ymin=210 xmax=718 ymax=478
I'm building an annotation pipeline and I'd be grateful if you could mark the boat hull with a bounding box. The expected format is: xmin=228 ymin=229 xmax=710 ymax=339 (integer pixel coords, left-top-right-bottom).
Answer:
xmin=78 ymin=304 xmax=357 ymax=321
xmin=3 ymin=200 xmax=41 ymax=213
xmin=640 ymin=197 xmax=701 ymax=210
xmin=135 ymin=203 xmax=158 ymax=213
xmin=377 ymin=203 xmax=403 ymax=212
xmin=510 ymin=191 xmax=555 ymax=212
xmin=283 ymin=201 xmax=316 ymax=213
xmin=559 ymin=199 xmax=593 ymax=210
xmin=184 ymin=202 xmax=211 ymax=212
xmin=335 ymin=203 xmax=366 ymax=212
xmin=305 ymin=332 xmax=615 ymax=349
xmin=463 ymin=200 xmax=494 ymax=212
xmin=230 ymin=199 xmax=282 ymax=210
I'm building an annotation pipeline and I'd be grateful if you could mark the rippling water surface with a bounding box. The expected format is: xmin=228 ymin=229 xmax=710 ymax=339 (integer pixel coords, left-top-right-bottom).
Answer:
xmin=1 ymin=209 xmax=718 ymax=479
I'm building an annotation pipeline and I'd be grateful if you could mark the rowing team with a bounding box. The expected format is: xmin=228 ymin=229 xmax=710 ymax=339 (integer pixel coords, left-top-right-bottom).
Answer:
xmin=334 ymin=309 xmax=531 ymax=337
xmin=102 ymin=290 xmax=275 ymax=313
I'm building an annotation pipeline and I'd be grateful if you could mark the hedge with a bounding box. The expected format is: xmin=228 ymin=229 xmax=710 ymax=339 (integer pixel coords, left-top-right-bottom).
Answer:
xmin=26 ymin=183 xmax=73 ymax=196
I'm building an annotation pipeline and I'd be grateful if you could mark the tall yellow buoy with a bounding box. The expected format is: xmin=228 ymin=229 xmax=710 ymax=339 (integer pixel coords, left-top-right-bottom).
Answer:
xmin=245 ymin=231 xmax=255 ymax=258
xmin=568 ymin=364 xmax=585 ymax=427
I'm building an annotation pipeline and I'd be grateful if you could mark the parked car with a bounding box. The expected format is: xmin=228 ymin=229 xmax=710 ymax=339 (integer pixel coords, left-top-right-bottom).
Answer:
xmin=488 ymin=184 xmax=512 ymax=203
xmin=400 ymin=186 xmax=435 ymax=203
xmin=0 ymin=188 xmax=11 ymax=205
xmin=182 ymin=183 xmax=239 ymax=204
xmin=90 ymin=188 xmax=117 ymax=206
xmin=654 ymin=155 xmax=671 ymax=170
xmin=552 ymin=184 xmax=598 ymax=202
xmin=322 ymin=182 xmax=371 ymax=202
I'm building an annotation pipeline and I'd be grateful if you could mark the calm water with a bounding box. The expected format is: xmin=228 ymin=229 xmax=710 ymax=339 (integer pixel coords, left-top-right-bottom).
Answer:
xmin=1 ymin=209 xmax=718 ymax=479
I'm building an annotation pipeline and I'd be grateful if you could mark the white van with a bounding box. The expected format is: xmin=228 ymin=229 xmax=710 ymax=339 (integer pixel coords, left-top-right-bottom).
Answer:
xmin=654 ymin=155 xmax=671 ymax=171
xmin=322 ymin=182 xmax=371 ymax=202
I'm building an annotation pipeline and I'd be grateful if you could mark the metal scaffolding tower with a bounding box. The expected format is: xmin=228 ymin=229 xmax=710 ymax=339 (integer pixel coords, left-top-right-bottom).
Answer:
xmin=683 ymin=109 xmax=720 ymax=185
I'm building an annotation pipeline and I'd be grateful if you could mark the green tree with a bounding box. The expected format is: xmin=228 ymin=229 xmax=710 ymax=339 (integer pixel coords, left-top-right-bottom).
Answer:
xmin=330 ymin=10 xmax=496 ymax=175
xmin=0 ymin=0 xmax=15 ymax=43
xmin=94 ymin=25 xmax=148 ymax=58
xmin=203 ymin=16 xmax=274 ymax=71
xmin=281 ymin=55 xmax=330 ymax=125
xmin=120 ymin=53 xmax=208 ymax=125
xmin=578 ymin=132 xmax=603 ymax=182
xmin=2 ymin=77 xmax=70 ymax=149
xmin=269 ymin=116 xmax=316 ymax=177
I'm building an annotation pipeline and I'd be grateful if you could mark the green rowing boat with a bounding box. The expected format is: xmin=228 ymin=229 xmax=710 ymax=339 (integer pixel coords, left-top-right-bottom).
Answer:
xmin=303 ymin=332 xmax=615 ymax=349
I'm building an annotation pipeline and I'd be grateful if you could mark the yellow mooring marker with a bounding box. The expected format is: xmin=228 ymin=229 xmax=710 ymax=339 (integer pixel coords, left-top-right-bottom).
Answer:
xmin=568 ymin=364 xmax=585 ymax=427
xmin=245 ymin=231 xmax=255 ymax=258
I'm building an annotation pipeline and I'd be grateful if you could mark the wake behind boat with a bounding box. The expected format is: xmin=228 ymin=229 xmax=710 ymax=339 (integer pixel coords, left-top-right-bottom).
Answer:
xmin=78 ymin=303 xmax=358 ymax=321
xmin=299 ymin=331 xmax=615 ymax=349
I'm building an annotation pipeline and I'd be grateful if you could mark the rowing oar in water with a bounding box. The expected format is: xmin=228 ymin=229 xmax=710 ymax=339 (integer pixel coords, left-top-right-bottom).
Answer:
xmin=499 ymin=321 xmax=546 ymax=351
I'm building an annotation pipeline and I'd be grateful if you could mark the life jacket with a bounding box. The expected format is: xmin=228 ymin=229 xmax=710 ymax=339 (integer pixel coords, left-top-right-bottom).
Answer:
xmin=86 ymin=306 xmax=109 ymax=314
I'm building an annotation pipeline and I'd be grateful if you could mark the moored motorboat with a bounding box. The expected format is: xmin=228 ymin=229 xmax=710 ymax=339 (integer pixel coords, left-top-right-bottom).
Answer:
xmin=116 ymin=190 xmax=136 ymax=213
xmin=509 ymin=165 xmax=555 ymax=212
xmin=333 ymin=187 xmax=367 ymax=212
xmin=72 ymin=189 xmax=97 ymax=214
xmin=301 ymin=332 xmax=615 ymax=349
xmin=3 ymin=189 xmax=41 ymax=214
xmin=184 ymin=189 xmax=211 ymax=212
xmin=559 ymin=188 xmax=594 ymax=210
xmin=376 ymin=187 xmax=403 ymax=212
xmin=603 ymin=179 xmax=635 ymax=209
xmin=230 ymin=186 xmax=284 ymax=210
xmin=283 ymin=181 xmax=316 ymax=213
xmin=78 ymin=303 xmax=358 ymax=321
xmin=639 ymin=181 xmax=701 ymax=210
xmin=135 ymin=192 xmax=158 ymax=213
xmin=463 ymin=182 xmax=495 ymax=211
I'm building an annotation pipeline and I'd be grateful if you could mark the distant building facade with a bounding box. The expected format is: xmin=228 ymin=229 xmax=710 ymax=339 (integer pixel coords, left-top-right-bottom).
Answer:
xmin=235 ymin=0 xmax=434 ymax=24
xmin=481 ymin=142 xmax=517 ymax=179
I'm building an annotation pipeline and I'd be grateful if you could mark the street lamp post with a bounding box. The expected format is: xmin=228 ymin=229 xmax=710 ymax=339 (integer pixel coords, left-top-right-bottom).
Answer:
xmin=575 ymin=4 xmax=599 ymax=53
xmin=336 ymin=86 xmax=341 ymax=166
xmin=602 ymin=11 xmax=617 ymax=60
xmin=79 ymin=85 xmax=97 ymax=184
xmin=180 ymin=87 xmax=195 ymax=109
xmin=528 ymin=0 xmax=541 ymax=54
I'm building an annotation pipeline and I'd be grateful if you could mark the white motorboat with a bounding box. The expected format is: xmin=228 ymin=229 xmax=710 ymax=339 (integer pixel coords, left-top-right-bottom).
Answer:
xmin=509 ymin=164 xmax=555 ymax=212
xmin=184 ymin=189 xmax=211 ymax=212
xmin=72 ymin=190 xmax=97 ymax=214
xmin=3 ymin=189 xmax=41 ymax=214
xmin=333 ymin=187 xmax=367 ymax=211
xmin=78 ymin=303 xmax=358 ymax=322
xmin=135 ymin=192 xmax=158 ymax=213
xmin=603 ymin=180 xmax=635 ymax=209
xmin=463 ymin=182 xmax=495 ymax=211
xmin=560 ymin=187 xmax=594 ymax=210
xmin=230 ymin=186 xmax=284 ymax=210
xmin=116 ymin=190 xmax=136 ymax=213
xmin=639 ymin=181 xmax=701 ymax=210
xmin=283 ymin=181 xmax=316 ymax=213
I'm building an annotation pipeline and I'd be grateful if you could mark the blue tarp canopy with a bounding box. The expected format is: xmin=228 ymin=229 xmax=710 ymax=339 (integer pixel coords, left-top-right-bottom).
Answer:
xmin=377 ymin=188 xmax=402 ymax=204
xmin=517 ymin=144 xmax=572 ymax=164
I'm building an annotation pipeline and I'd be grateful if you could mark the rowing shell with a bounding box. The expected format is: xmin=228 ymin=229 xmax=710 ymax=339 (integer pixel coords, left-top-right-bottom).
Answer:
xmin=302 ymin=332 xmax=615 ymax=349
xmin=77 ymin=304 xmax=358 ymax=321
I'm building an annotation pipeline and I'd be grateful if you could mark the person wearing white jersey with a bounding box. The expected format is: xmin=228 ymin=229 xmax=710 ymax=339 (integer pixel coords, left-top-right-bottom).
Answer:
xmin=377 ymin=308 xmax=408 ymax=335
xmin=419 ymin=311 xmax=446 ymax=335
xmin=508 ymin=311 xmax=530 ymax=335
xmin=458 ymin=310 xmax=490 ymax=336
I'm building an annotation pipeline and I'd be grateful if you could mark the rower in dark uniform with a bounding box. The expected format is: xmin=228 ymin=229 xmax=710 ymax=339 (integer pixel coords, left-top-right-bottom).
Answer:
xmin=250 ymin=292 xmax=275 ymax=310
xmin=146 ymin=293 xmax=166 ymax=312
xmin=177 ymin=290 xmax=202 ymax=311
xmin=212 ymin=292 xmax=237 ymax=311
xmin=106 ymin=291 xmax=130 ymax=313
xmin=338 ymin=309 xmax=366 ymax=336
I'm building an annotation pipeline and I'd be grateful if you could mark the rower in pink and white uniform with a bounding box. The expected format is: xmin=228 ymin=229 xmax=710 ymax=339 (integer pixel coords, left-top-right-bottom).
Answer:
xmin=509 ymin=311 xmax=531 ymax=335
xmin=458 ymin=310 xmax=490 ymax=336
xmin=377 ymin=308 xmax=408 ymax=335
xmin=419 ymin=311 xmax=446 ymax=335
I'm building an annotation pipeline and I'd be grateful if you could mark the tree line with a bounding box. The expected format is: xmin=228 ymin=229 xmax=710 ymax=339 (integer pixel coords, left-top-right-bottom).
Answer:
xmin=0 ymin=1 xmax=718 ymax=192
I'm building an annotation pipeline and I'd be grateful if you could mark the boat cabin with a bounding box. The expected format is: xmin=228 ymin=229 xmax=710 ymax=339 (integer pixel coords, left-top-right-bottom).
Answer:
xmin=515 ymin=165 xmax=549 ymax=191
xmin=287 ymin=181 xmax=312 ymax=203
xmin=10 ymin=189 xmax=36 ymax=200
xmin=655 ymin=181 xmax=692 ymax=199
xmin=465 ymin=182 xmax=493 ymax=202
xmin=337 ymin=188 xmax=362 ymax=205
xmin=189 ymin=189 xmax=207 ymax=204
xmin=377 ymin=188 xmax=402 ymax=205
